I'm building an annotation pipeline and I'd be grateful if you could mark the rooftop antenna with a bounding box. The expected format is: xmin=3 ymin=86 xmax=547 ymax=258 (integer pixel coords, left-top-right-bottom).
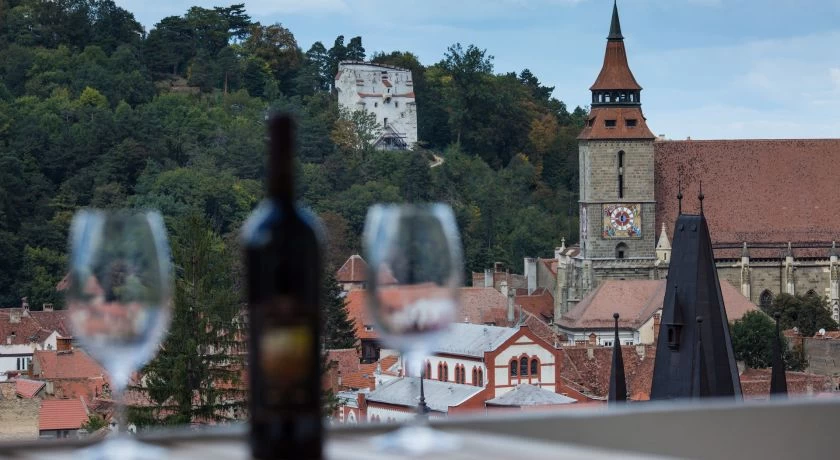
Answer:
xmin=677 ymin=176 xmax=683 ymax=215
xmin=698 ymin=180 xmax=705 ymax=215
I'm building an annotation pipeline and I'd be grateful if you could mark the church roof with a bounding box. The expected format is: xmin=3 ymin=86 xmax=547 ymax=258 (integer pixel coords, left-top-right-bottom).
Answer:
xmin=486 ymin=384 xmax=576 ymax=406
xmin=655 ymin=139 xmax=840 ymax=254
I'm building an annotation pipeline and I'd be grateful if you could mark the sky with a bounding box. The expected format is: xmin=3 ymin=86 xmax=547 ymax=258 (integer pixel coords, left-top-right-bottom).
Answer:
xmin=119 ymin=0 xmax=840 ymax=140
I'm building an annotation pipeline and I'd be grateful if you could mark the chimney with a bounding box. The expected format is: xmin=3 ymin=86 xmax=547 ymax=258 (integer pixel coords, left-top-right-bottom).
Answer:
xmin=493 ymin=262 xmax=503 ymax=273
xmin=43 ymin=303 xmax=54 ymax=312
xmin=484 ymin=269 xmax=493 ymax=288
xmin=6 ymin=335 xmax=11 ymax=345
xmin=10 ymin=310 xmax=21 ymax=324
xmin=21 ymin=297 xmax=29 ymax=316
xmin=507 ymin=288 xmax=515 ymax=324
xmin=524 ymin=257 xmax=537 ymax=294
xmin=500 ymin=280 xmax=509 ymax=298
xmin=653 ymin=312 xmax=661 ymax=344
xmin=588 ymin=332 xmax=597 ymax=347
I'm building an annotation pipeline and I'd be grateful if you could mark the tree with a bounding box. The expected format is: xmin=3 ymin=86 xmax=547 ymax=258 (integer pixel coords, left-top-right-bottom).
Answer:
xmin=345 ymin=36 xmax=365 ymax=61
xmin=136 ymin=215 xmax=246 ymax=426
xmin=81 ymin=413 xmax=108 ymax=432
xmin=322 ymin=271 xmax=356 ymax=349
xmin=731 ymin=310 xmax=806 ymax=371
xmin=768 ymin=293 xmax=839 ymax=338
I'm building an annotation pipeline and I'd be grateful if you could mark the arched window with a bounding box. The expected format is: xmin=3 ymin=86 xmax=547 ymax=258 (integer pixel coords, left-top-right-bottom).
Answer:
xmin=438 ymin=362 xmax=444 ymax=381
xmin=442 ymin=363 xmax=448 ymax=382
xmin=530 ymin=357 xmax=540 ymax=379
xmin=616 ymin=243 xmax=628 ymax=259
xmin=510 ymin=359 xmax=518 ymax=377
xmin=617 ymin=151 xmax=625 ymax=199
xmin=806 ymin=289 xmax=818 ymax=299
xmin=759 ymin=290 xmax=774 ymax=311
xmin=472 ymin=367 xmax=478 ymax=385
xmin=425 ymin=361 xmax=431 ymax=379
xmin=478 ymin=368 xmax=484 ymax=386
xmin=519 ymin=356 xmax=528 ymax=376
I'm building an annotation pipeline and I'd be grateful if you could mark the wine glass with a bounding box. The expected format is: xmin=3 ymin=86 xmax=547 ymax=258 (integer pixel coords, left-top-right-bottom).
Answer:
xmin=363 ymin=203 xmax=463 ymax=454
xmin=66 ymin=210 xmax=173 ymax=457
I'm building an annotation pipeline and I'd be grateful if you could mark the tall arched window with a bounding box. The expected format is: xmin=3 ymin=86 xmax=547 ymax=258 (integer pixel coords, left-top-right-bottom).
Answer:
xmin=472 ymin=367 xmax=478 ymax=385
xmin=759 ymin=290 xmax=774 ymax=311
xmin=519 ymin=356 xmax=528 ymax=376
xmin=478 ymin=368 xmax=484 ymax=386
xmin=510 ymin=359 xmax=518 ymax=377
xmin=530 ymin=357 xmax=540 ymax=380
xmin=617 ymin=151 xmax=625 ymax=199
xmin=438 ymin=362 xmax=444 ymax=381
xmin=616 ymin=243 xmax=628 ymax=259
xmin=425 ymin=361 xmax=431 ymax=379
xmin=442 ymin=363 xmax=448 ymax=382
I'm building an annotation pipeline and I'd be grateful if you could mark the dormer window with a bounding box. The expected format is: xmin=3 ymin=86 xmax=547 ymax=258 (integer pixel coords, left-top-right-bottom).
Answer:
xmin=625 ymin=119 xmax=637 ymax=127
xmin=605 ymin=119 xmax=617 ymax=128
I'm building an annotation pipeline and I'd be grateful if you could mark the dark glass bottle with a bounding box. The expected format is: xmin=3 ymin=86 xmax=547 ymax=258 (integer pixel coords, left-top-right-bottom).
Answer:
xmin=242 ymin=115 xmax=323 ymax=459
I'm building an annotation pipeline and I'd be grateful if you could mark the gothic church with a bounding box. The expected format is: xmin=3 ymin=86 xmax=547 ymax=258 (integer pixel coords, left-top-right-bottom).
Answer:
xmin=556 ymin=2 xmax=840 ymax=323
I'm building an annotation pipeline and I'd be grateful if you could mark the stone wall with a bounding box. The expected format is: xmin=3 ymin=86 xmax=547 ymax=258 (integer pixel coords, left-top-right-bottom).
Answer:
xmin=805 ymin=338 xmax=840 ymax=379
xmin=0 ymin=399 xmax=39 ymax=441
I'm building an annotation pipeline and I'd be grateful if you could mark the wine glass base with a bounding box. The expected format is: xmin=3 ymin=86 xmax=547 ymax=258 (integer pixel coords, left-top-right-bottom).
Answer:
xmin=81 ymin=436 xmax=166 ymax=460
xmin=371 ymin=424 xmax=460 ymax=456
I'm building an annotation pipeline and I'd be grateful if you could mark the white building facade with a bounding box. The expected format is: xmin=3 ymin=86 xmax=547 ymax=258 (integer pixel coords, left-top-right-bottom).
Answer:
xmin=335 ymin=61 xmax=418 ymax=150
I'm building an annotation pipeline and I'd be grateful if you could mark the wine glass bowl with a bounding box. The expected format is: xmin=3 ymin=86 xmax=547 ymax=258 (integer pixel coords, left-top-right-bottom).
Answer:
xmin=66 ymin=209 xmax=172 ymax=453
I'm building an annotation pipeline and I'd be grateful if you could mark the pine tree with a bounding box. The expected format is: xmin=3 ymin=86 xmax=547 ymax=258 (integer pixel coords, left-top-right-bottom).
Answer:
xmin=132 ymin=214 xmax=246 ymax=426
xmin=322 ymin=271 xmax=357 ymax=349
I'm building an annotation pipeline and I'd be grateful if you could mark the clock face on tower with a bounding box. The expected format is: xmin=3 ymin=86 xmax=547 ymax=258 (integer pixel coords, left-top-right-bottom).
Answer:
xmin=602 ymin=203 xmax=642 ymax=238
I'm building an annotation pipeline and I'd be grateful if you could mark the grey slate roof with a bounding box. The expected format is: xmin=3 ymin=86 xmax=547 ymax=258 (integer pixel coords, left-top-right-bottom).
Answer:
xmin=365 ymin=377 xmax=483 ymax=413
xmin=433 ymin=322 xmax=518 ymax=358
xmin=485 ymin=384 xmax=576 ymax=407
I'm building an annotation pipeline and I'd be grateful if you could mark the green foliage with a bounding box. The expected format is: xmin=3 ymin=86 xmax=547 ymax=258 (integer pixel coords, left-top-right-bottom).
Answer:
xmin=138 ymin=214 xmax=246 ymax=425
xmin=730 ymin=311 xmax=805 ymax=371
xmin=768 ymin=293 xmax=839 ymax=338
xmin=81 ymin=413 xmax=108 ymax=432
xmin=322 ymin=271 xmax=357 ymax=349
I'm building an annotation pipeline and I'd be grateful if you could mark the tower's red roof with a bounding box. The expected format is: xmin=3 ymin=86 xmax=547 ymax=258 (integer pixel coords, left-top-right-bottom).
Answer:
xmin=590 ymin=39 xmax=642 ymax=91
xmin=578 ymin=107 xmax=655 ymax=140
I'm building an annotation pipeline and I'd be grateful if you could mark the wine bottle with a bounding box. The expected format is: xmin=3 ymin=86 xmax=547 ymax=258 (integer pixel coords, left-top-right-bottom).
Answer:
xmin=242 ymin=115 xmax=323 ymax=459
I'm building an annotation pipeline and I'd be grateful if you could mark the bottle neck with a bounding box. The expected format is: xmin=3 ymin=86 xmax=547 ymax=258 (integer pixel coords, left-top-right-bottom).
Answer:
xmin=267 ymin=115 xmax=296 ymax=207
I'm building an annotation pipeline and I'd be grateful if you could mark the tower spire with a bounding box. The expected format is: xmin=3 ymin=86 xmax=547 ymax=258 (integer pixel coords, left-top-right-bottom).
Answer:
xmin=770 ymin=312 xmax=788 ymax=398
xmin=608 ymin=0 xmax=623 ymax=40
xmin=608 ymin=313 xmax=627 ymax=404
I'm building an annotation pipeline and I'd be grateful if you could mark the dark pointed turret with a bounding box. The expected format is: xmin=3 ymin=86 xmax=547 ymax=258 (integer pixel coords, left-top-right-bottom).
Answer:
xmin=650 ymin=210 xmax=742 ymax=400
xmin=608 ymin=313 xmax=627 ymax=404
xmin=770 ymin=312 xmax=788 ymax=398
xmin=608 ymin=0 xmax=623 ymax=40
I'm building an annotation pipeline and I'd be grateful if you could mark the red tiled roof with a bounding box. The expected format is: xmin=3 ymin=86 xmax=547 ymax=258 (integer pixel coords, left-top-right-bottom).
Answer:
xmin=33 ymin=349 xmax=107 ymax=380
xmin=522 ymin=313 xmax=558 ymax=346
xmin=515 ymin=288 xmax=554 ymax=320
xmin=655 ymin=139 xmax=840 ymax=250
xmin=336 ymin=255 xmax=367 ymax=283
xmin=39 ymin=398 xmax=88 ymax=431
xmin=558 ymin=279 xmax=757 ymax=330
xmin=15 ymin=378 xmax=45 ymax=398
xmin=740 ymin=368 xmax=832 ymax=399
xmin=561 ymin=345 xmax=655 ymax=399
xmin=344 ymin=289 xmax=376 ymax=340
xmin=30 ymin=310 xmax=71 ymax=338
xmin=458 ymin=287 xmax=509 ymax=326
xmin=0 ymin=309 xmax=63 ymax=345
xmin=578 ymin=107 xmax=655 ymax=140
xmin=590 ymin=39 xmax=642 ymax=91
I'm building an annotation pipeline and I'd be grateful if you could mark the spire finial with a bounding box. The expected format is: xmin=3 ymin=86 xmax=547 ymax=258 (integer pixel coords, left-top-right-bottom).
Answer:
xmin=698 ymin=180 xmax=705 ymax=215
xmin=677 ymin=177 xmax=683 ymax=214
xmin=608 ymin=0 xmax=624 ymax=40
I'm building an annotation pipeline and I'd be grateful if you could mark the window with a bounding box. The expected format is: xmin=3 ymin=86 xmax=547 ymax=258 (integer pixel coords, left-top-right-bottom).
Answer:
xmin=472 ymin=367 xmax=478 ymax=385
xmin=478 ymin=368 xmax=483 ymax=386
xmin=438 ymin=362 xmax=444 ymax=381
xmin=616 ymin=243 xmax=628 ymax=259
xmin=806 ymin=289 xmax=818 ymax=298
xmin=530 ymin=358 xmax=539 ymax=378
xmin=605 ymin=119 xmax=617 ymax=128
xmin=603 ymin=341 xmax=613 ymax=347
xmin=759 ymin=290 xmax=774 ymax=311
xmin=395 ymin=101 xmax=399 ymax=108
xmin=626 ymin=119 xmax=637 ymax=127
xmin=383 ymin=118 xmax=388 ymax=127
xmin=588 ymin=118 xmax=594 ymax=127
xmin=364 ymin=325 xmax=373 ymax=332
xmin=374 ymin=102 xmax=378 ymax=107
xmin=617 ymin=151 xmax=625 ymax=199
xmin=425 ymin=361 xmax=431 ymax=379
xmin=519 ymin=356 xmax=528 ymax=376
xmin=442 ymin=363 xmax=448 ymax=382
xmin=510 ymin=359 xmax=518 ymax=377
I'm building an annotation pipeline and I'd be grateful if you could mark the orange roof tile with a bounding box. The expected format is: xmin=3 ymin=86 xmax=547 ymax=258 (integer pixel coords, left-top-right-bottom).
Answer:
xmin=590 ymin=39 xmax=642 ymax=91
xmin=15 ymin=378 xmax=45 ymax=398
xmin=655 ymin=139 xmax=840 ymax=252
xmin=578 ymin=107 xmax=655 ymax=140
xmin=558 ymin=279 xmax=757 ymax=330
xmin=515 ymin=288 xmax=554 ymax=320
xmin=458 ymin=287 xmax=509 ymax=325
xmin=33 ymin=349 xmax=107 ymax=380
xmin=39 ymin=398 xmax=88 ymax=431
xmin=344 ymin=289 xmax=376 ymax=340
xmin=336 ymin=255 xmax=368 ymax=283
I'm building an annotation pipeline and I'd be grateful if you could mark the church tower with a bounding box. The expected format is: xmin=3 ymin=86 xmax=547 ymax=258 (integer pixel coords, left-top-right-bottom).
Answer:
xmin=578 ymin=1 xmax=656 ymax=262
